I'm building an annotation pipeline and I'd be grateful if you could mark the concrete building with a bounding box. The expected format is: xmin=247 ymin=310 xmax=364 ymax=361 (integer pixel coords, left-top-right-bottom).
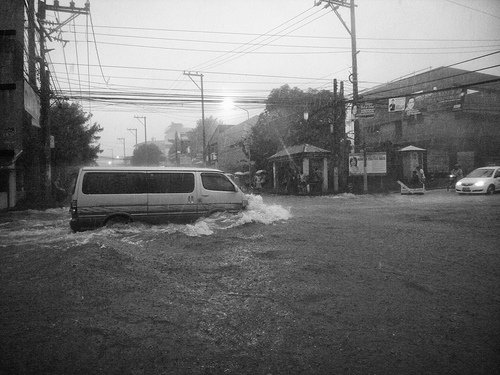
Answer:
xmin=355 ymin=67 xmax=500 ymax=189
xmin=0 ymin=0 xmax=42 ymax=209
xmin=207 ymin=116 xmax=259 ymax=173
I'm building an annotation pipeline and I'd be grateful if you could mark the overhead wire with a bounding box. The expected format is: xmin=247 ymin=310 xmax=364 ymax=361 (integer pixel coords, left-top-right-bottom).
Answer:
xmin=59 ymin=35 xmax=500 ymax=55
xmin=71 ymin=23 xmax=500 ymax=43
xmin=444 ymin=0 xmax=500 ymax=20
xmin=190 ymin=6 xmax=319 ymax=71
xmin=88 ymin=11 xmax=109 ymax=86
xmin=198 ymin=8 xmax=331 ymax=71
xmin=71 ymin=19 xmax=82 ymax=101
xmin=86 ymin=12 xmax=91 ymax=113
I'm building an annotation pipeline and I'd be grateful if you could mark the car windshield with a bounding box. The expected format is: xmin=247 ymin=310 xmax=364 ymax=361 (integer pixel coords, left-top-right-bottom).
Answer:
xmin=466 ymin=168 xmax=494 ymax=178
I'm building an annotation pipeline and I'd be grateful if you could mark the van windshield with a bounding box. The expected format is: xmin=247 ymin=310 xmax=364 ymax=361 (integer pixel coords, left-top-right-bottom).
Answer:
xmin=201 ymin=173 xmax=236 ymax=192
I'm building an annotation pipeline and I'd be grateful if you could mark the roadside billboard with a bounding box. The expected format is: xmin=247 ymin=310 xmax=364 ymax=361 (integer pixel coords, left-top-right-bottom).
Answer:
xmin=349 ymin=152 xmax=387 ymax=176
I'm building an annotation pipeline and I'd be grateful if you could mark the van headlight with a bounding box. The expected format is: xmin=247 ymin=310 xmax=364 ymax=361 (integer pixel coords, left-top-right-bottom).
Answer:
xmin=474 ymin=181 xmax=485 ymax=187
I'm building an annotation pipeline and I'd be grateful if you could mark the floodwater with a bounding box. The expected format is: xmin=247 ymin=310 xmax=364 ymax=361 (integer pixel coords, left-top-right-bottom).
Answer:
xmin=0 ymin=194 xmax=292 ymax=248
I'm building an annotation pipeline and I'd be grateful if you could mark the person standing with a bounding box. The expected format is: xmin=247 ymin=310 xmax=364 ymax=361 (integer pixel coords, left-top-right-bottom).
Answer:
xmin=415 ymin=165 xmax=426 ymax=189
xmin=451 ymin=164 xmax=464 ymax=180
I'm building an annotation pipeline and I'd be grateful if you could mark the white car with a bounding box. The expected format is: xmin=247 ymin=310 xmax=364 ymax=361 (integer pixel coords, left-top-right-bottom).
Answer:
xmin=455 ymin=166 xmax=500 ymax=195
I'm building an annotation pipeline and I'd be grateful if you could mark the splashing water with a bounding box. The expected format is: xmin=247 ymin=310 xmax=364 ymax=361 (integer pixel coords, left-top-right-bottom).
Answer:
xmin=0 ymin=195 xmax=291 ymax=246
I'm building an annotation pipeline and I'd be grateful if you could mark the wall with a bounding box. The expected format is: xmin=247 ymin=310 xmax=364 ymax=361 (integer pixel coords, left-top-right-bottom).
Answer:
xmin=360 ymin=92 xmax=500 ymax=176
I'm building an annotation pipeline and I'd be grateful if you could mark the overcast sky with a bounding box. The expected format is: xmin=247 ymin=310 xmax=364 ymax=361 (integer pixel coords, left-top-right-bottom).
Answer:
xmin=44 ymin=0 xmax=500 ymax=158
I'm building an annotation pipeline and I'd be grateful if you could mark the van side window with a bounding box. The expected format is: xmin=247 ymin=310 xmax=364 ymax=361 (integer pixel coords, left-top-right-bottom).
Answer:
xmin=201 ymin=173 xmax=235 ymax=192
xmin=148 ymin=173 xmax=194 ymax=193
xmin=82 ymin=173 xmax=147 ymax=194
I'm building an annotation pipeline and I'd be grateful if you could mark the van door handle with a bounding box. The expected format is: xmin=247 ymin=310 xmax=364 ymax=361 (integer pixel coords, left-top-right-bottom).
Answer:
xmin=201 ymin=194 xmax=209 ymax=197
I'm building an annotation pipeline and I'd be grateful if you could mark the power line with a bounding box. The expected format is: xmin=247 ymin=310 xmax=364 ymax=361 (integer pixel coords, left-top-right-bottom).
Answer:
xmin=48 ymin=62 xmax=334 ymax=81
xmin=62 ymin=30 xmax=500 ymax=51
xmin=71 ymin=19 xmax=82 ymax=101
xmin=89 ymin=11 xmax=109 ymax=86
xmin=199 ymin=8 xmax=332 ymax=71
xmin=444 ymin=0 xmax=500 ymax=20
xmin=191 ymin=6 xmax=321 ymax=71
xmin=62 ymin=34 xmax=500 ymax=55
xmin=358 ymin=65 xmax=500 ymax=101
xmin=70 ymin=23 xmax=500 ymax=43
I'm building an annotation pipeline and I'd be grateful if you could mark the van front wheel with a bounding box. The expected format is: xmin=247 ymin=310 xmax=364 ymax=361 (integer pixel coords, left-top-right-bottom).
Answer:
xmin=105 ymin=215 xmax=131 ymax=227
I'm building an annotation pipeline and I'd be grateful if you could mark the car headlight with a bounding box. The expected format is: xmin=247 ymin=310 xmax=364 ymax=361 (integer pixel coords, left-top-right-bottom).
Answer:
xmin=474 ymin=181 xmax=485 ymax=187
xmin=456 ymin=181 xmax=462 ymax=186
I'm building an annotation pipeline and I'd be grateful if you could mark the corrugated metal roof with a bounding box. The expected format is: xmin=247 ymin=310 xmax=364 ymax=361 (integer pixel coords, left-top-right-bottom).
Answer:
xmin=269 ymin=144 xmax=330 ymax=160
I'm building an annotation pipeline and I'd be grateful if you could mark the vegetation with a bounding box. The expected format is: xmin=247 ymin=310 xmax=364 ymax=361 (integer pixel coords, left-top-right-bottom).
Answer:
xmin=50 ymin=101 xmax=103 ymax=168
xmin=186 ymin=116 xmax=224 ymax=163
xmin=131 ymin=143 xmax=164 ymax=166
xmin=248 ymin=85 xmax=337 ymax=170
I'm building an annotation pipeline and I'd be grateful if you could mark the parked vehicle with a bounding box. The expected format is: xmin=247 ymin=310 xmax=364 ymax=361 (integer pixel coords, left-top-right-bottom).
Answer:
xmin=70 ymin=167 xmax=248 ymax=231
xmin=455 ymin=166 xmax=500 ymax=195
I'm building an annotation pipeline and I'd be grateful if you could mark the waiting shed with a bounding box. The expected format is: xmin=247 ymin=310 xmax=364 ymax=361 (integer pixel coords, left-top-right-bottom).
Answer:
xmin=268 ymin=143 xmax=330 ymax=194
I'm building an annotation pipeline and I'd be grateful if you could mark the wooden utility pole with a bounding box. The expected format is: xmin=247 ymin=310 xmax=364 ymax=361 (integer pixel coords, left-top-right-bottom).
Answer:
xmin=37 ymin=0 xmax=90 ymax=200
xmin=316 ymin=0 xmax=365 ymax=192
xmin=183 ymin=71 xmax=206 ymax=166
xmin=127 ymin=128 xmax=138 ymax=147
xmin=134 ymin=116 xmax=147 ymax=164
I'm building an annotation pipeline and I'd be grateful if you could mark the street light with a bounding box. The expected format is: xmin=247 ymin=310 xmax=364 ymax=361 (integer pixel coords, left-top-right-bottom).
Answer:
xmin=234 ymin=104 xmax=250 ymax=120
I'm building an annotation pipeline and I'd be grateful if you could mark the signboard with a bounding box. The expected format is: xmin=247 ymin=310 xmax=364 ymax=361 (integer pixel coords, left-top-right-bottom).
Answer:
xmin=388 ymin=97 xmax=406 ymax=112
xmin=403 ymin=89 xmax=465 ymax=116
xmin=358 ymin=102 xmax=375 ymax=118
xmin=24 ymin=81 xmax=40 ymax=127
xmin=349 ymin=152 xmax=387 ymax=176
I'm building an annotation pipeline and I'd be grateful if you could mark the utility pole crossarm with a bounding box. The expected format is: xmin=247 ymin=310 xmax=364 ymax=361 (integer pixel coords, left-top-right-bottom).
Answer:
xmin=183 ymin=71 xmax=202 ymax=90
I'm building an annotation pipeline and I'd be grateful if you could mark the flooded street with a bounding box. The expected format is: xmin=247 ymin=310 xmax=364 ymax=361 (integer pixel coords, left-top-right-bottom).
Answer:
xmin=1 ymin=191 xmax=500 ymax=374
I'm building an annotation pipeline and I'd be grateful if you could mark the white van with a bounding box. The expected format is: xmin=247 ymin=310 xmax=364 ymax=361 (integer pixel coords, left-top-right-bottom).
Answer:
xmin=69 ymin=166 xmax=248 ymax=231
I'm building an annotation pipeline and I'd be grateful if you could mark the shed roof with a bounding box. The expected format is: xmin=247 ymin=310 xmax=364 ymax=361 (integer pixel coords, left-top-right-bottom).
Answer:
xmin=269 ymin=144 xmax=330 ymax=160
xmin=398 ymin=145 xmax=426 ymax=152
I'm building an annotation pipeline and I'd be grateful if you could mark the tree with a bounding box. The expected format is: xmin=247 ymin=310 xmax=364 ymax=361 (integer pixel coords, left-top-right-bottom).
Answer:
xmin=131 ymin=143 xmax=164 ymax=166
xmin=50 ymin=101 xmax=103 ymax=167
xmin=186 ymin=116 xmax=223 ymax=163
xmin=248 ymin=85 xmax=335 ymax=170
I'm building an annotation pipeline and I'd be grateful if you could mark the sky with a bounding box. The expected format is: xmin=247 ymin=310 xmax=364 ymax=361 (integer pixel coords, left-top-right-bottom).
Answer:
xmin=43 ymin=0 xmax=500 ymax=158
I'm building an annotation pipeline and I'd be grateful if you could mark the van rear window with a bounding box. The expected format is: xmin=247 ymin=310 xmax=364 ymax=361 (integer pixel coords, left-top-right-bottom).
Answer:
xmin=148 ymin=173 xmax=194 ymax=193
xmin=82 ymin=173 xmax=147 ymax=194
xmin=201 ymin=173 xmax=235 ymax=192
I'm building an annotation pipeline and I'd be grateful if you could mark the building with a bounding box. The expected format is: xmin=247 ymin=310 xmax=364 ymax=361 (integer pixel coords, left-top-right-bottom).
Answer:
xmin=0 ymin=0 xmax=42 ymax=209
xmin=207 ymin=116 xmax=259 ymax=173
xmin=355 ymin=67 xmax=500 ymax=188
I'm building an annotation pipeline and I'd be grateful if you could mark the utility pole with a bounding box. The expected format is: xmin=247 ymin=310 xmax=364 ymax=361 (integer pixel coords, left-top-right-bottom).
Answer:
xmin=315 ymin=0 xmax=366 ymax=192
xmin=134 ymin=115 xmax=147 ymax=164
xmin=127 ymin=128 xmax=138 ymax=147
xmin=174 ymin=131 xmax=180 ymax=166
xmin=37 ymin=0 xmax=90 ymax=201
xmin=117 ymin=137 xmax=125 ymax=159
xmin=134 ymin=116 xmax=147 ymax=145
xmin=183 ymin=71 xmax=206 ymax=166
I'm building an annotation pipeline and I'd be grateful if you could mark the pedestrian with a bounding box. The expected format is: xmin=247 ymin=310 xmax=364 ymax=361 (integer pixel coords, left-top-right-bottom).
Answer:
xmin=450 ymin=164 xmax=464 ymax=181
xmin=53 ymin=176 xmax=67 ymax=207
xmin=415 ymin=165 xmax=426 ymax=188
xmin=411 ymin=170 xmax=420 ymax=187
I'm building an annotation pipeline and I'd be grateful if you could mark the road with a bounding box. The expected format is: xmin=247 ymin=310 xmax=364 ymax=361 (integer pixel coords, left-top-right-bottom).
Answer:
xmin=1 ymin=191 xmax=499 ymax=374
